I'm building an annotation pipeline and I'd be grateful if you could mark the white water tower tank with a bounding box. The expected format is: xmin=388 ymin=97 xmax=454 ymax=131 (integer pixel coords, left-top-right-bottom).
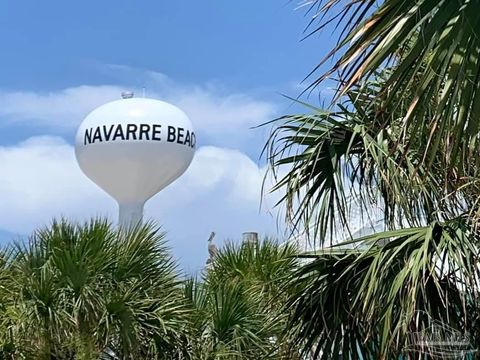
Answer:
xmin=75 ymin=94 xmax=195 ymax=227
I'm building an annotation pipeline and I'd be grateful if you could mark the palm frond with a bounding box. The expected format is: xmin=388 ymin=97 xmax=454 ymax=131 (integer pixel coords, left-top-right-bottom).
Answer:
xmin=287 ymin=217 xmax=480 ymax=359
xmin=265 ymin=72 xmax=476 ymax=245
xmin=301 ymin=0 xmax=480 ymax=183
xmin=2 ymin=218 xmax=189 ymax=359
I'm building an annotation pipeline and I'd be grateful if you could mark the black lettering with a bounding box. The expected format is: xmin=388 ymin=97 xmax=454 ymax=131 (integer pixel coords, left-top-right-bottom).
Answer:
xmin=152 ymin=124 xmax=162 ymax=141
xmin=139 ymin=124 xmax=150 ymax=140
xmin=126 ymin=124 xmax=138 ymax=140
xmin=184 ymin=131 xmax=191 ymax=147
xmin=177 ymin=127 xmax=185 ymax=144
xmin=113 ymin=124 xmax=125 ymax=141
xmin=167 ymin=126 xmax=176 ymax=142
xmin=92 ymin=127 xmax=102 ymax=143
xmin=190 ymin=132 xmax=196 ymax=148
xmin=84 ymin=128 xmax=93 ymax=145
xmin=102 ymin=125 xmax=114 ymax=141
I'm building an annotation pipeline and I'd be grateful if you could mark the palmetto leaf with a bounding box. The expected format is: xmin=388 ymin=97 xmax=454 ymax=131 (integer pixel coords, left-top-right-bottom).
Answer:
xmin=301 ymin=0 xmax=480 ymax=185
xmin=1 ymin=219 xmax=190 ymax=359
xmin=265 ymin=2 xmax=480 ymax=358
xmin=186 ymin=239 xmax=302 ymax=359
xmin=287 ymin=217 xmax=480 ymax=359
xmin=208 ymin=239 xmax=298 ymax=303
xmin=264 ymin=80 xmax=475 ymax=245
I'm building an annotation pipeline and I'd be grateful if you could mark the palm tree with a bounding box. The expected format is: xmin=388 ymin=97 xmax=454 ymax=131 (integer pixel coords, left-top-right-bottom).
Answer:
xmin=285 ymin=221 xmax=480 ymax=358
xmin=184 ymin=239 xmax=302 ymax=359
xmin=0 ymin=223 xmax=306 ymax=359
xmin=300 ymin=0 xmax=480 ymax=180
xmin=265 ymin=47 xmax=480 ymax=357
xmin=0 ymin=219 xmax=190 ymax=359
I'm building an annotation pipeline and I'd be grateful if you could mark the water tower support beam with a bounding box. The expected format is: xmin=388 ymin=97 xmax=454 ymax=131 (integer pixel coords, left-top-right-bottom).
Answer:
xmin=119 ymin=202 xmax=145 ymax=228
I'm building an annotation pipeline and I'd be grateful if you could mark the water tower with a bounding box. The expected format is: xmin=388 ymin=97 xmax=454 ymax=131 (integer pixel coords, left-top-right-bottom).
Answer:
xmin=75 ymin=93 xmax=195 ymax=227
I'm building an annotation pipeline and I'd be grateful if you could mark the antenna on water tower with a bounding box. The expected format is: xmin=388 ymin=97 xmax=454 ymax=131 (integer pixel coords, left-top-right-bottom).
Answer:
xmin=74 ymin=92 xmax=196 ymax=228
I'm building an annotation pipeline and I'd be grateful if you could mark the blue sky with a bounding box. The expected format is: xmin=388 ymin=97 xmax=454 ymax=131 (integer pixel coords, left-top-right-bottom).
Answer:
xmin=0 ymin=1 xmax=335 ymax=271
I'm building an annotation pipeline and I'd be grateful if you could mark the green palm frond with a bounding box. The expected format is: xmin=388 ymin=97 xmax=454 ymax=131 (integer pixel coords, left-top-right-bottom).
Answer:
xmin=265 ymin=108 xmax=359 ymax=242
xmin=301 ymin=0 xmax=480 ymax=182
xmin=287 ymin=217 xmax=480 ymax=359
xmin=185 ymin=239 xmax=302 ymax=359
xmin=2 ymin=218 xmax=189 ymax=359
xmin=208 ymin=239 xmax=298 ymax=302
xmin=265 ymin=72 xmax=476 ymax=244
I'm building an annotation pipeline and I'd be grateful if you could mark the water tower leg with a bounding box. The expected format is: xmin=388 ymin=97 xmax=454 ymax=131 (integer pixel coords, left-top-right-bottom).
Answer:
xmin=118 ymin=202 xmax=145 ymax=228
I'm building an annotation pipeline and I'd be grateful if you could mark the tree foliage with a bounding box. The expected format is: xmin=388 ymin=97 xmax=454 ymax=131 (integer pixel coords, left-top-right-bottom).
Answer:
xmin=302 ymin=0 xmax=480 ymax=177
xmin=264 ymin=1 xmax=480 ymax=358
xmin=0 ymin=219 xmax=190 ymax=359
xmin=185 ymin=239 xmax=301 ymax=360
xmin=0 ymin=222 xmax=302 ymax=359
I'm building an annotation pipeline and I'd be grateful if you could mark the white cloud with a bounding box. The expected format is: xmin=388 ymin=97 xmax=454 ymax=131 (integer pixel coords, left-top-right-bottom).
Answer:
xmin=0 ymin=136 xmax=113 ymax=230
xmin=178 ymin=146 xmax=265 ymax=204
xmin=0 ymin=136 xmax=281 ymax=270
xmin=169 ymin=88 xmax=276 ymax=135
xmin=0 ymin=71 xmax=278 ymax=147
xmin=0 ymin=85 xmax=124 ymax=129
